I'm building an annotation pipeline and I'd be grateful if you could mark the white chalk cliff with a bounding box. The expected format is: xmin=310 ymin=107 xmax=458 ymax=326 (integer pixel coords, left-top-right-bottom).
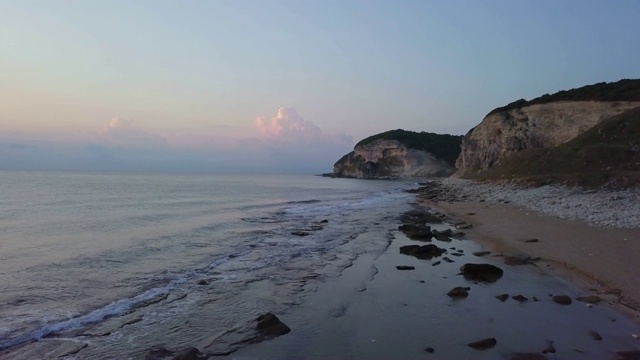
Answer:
xmin=455 ymin=101 xmax=640 ymax=176
xmin=333 ymin=139 xmax=455 ymax=179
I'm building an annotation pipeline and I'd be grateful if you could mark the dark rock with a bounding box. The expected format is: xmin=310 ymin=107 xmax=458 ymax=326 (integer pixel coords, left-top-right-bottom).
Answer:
xmin=456 ymin=223 xmax=472 ymax=229
xmin=433 ymin=234 xmax=452 ymax=242
xmin=504 ymin=253 xmax=533 ymax=266
xmin=172 ymin=347 xmax=204 ymax=360
xmin=450 ymin=253 xmax=463 ymax=257
xmin=443 ymin=257 xmax=454 ymax=263
xmin=432 ymin=261 xmax=441 ymax=266
xmin=256 ymin=312 xmax=291 ymax=337
xmin=512 ymin=295 xmax=528 ymax=302
xmin=460 ymin=263 xmax=504 ymax=283
xmin=467 ymin=212 xmax=476 ymax=215
xmin=145 ymin=347 xmax=173 ymax=360
xmin=448 ymin=287 xmax=470 ymax=298
xmin=432 ymin=229 xmax=453 ymax=236
xmin=291 ymin=231 xmax=310 ymax=236
xmin=495 ymin=294 xmax=509 ymax=302
xmin=542 ymin=340 xmax=556 ymax=354
xmin=309 ymin=225 xmax=324 ymax=231
xmin=576 ymin=295 xmax=602 ymax=304
xmin=617 ymin=350 xmax=640 ymax=360
xmin=524 ymin=238 xmax=539 ymax=243
xmin=511 ymin=353 xmax=547 ymax=360
xmin=419 ymin=280 xmax=425 ymax=283
xmin=396 ymin=265 xmax=415 ymax=270
xmin=451 ymin=231 xmax=465 ymax=238
xmin=197 ymin=279 xmax=208 ymax=286
xmin=425 ymin=347 xmax=435 ymax=353
xmin=399 ymin=244 xmax=446 ymax=260
xmin=319 ymin=219 xmax=329 ymax=223
xmin=588 ymin=330 xmax=602 ymax=341
xmin=398 ymin=223 xmax=433 ymax=241
xmin=468 ymin=337 xmax=497 ymax=350
xmin=472 ymin=251 xmax=491 ymax=257
xmin=552 ymin=295 xmax=572 ymax=305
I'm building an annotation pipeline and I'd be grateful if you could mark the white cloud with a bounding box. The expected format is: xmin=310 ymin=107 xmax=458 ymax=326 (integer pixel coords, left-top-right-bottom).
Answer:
xmin=255 ymin=107 xmax=352 ymax=147
xmin=94 ymin=117 xmax=168 ymax=148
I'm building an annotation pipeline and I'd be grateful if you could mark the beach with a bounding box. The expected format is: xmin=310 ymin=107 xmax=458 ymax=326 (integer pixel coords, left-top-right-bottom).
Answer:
xmin=231 ymin=180 xmax=640 ymax=360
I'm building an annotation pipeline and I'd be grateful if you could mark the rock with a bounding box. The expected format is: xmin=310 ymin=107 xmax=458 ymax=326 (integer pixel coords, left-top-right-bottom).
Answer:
xmin=399 ymin=244 xmax=446 ymax=260
xmin=447 ymin=287 xmax=470 ymax=298
xmin=495 ymin=294 xmax=509 ymax=302
xmin=542 ymin=340 xmax=556 ymax=354
xmin=398 ymin=224 xmax=433 ymax=241
xmin=524 ymin=238 xmax=539 ymax=243
xmin=552 ymin=295 xmax=572 ymax=305
xmin=145 ymin=347 xmax=173 ymax=360
xmin=504 ymin=253 xmax=533 ymax=266
xmin=319 ymin=219 xmax=329 ymax=223
xmin=512 ymin=295 xmax=528 ymax=302
xmin=617 ymin=350 xmax=640 ymax=360
xmin=197 ymin=279 xmax=208 ymax=286
xmin=589 ymin=330 xmax=602 ymax=341
xmin=309 ymin=225 xmax=324 ymax=231
xmin=456 ymin=223 xmax=472 ymax=229
xmin=460 ymin=263 xmax=504 ymax=283
xmin=396 ymin=265 xmax=415 ymax=270
xmin=256 ymin=312 xmax=291 ymax=337
xmin=468 ymin=337 xmax=497 ymax=350
xmin=425 ymin=347 xmax=435 ymax=353
xmin=432 ymin=261 xmax=441 ymax=266
xmin=443 ymin=257 xmax=454 ymax=263
xmin=172 ymin=347 xmax=204 ymax=360
xmin=472 ymin=251 xmax=491 ymax=257
xmin=291 ymin=231 xmax=310 ymax=236
xmin=576 ymin=295 xmax=602 ymax=304
xmin=450 ymin=253 xmax=463 ymax=257
xmin=432 ymin=229 xmax=453 ymax=236
xmin=433 ymin=234 xmax=452 ymax=242
xmin=510 ymin=353 xmax=547 ymax=360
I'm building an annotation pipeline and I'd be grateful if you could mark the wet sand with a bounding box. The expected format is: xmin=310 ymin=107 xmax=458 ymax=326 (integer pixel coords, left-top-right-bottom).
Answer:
xmin=234 ymin=203 xmax=640 ymax=359
xmin=429 ymin=199 xmax=640 ymax=318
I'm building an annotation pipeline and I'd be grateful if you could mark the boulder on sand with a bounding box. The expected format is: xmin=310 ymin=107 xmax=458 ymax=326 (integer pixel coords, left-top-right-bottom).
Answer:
xmin=256 ymin=312 xmax=291 ymax=337
xmin=400 ymin=244 xmax=446 ymax=260
xmin=460 ymin=263 xmax=504 ymax=283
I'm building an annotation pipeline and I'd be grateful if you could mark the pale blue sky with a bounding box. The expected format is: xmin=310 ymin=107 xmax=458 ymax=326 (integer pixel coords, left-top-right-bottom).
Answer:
xmin=1 ymin=0 xmax=639 ymax=171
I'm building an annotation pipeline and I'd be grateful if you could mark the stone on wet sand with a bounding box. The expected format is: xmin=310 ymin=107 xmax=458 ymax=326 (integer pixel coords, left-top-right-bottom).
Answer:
xmin=495 ymin=293 xmax=509 ymax=302
xmin=472 ymin=251 xmax=491 ymax=257
xmin=396 ymin=265 xmax=415 ymax=270
xmin=576 ymin=295 xmax=602 ymax=304
xmin=291 ymin=231 xmax=310 ymax=237
xmin=197 ymin=279 xmax=208 ymax=286
xmin=504 ymin=253 xmax=534 ymax=266
xmin=511 ymin=353 xmax=547 ymax=360
xmin=552 ymin=295 xmax=572 ymax=305
xmin=447 ymin=286 xmax=470 ymax=298
xmin=256 ymin=312 xmax=291 ymax=337
xmin=424 ymin=346 xmax=435 ymax=353
xmin=460 ymin=263 xmax=504 ymax=283
xmin=589 ymin=330 xmax=603 ymax=341
xmin=173 ymin=347 xmax=205 ymax=360
xmin=512 ymin=295 xmax=528 ymax=302
xmin=399 ymin=244 xmax=446 ymax=260
xmin=398 ymin=223 xmax=433 ymax=241
xmin=468 ymin=337 xmax=497 ymax=350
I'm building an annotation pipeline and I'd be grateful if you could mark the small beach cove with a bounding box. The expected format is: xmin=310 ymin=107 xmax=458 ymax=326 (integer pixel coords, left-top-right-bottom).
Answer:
xmin=233 ymin=181 xmax=640 ymax=360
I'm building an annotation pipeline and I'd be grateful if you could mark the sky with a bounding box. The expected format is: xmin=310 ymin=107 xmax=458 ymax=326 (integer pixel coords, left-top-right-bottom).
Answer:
xmin=1 ymin=0 xmax=639 ymax=173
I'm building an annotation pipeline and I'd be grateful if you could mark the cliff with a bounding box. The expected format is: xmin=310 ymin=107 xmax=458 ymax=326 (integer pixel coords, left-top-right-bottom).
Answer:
xmin=455 ymin=101 xmax=640 ymax=176
xmin=332 ymin=130 xmax=462 ymax=179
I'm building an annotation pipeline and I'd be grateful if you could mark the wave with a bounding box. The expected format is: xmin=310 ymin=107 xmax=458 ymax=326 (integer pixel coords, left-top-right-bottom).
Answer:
xmin=0 ymin=254 xmax=239 ymax=351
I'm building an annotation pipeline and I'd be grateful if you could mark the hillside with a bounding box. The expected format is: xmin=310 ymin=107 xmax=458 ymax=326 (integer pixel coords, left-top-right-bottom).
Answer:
xmin=332 ymin=130 xmax=463 ymax=179
xmin=475 ymin=107 xmax=640 ymax=188
xmin=487 ymin=79 xmax=640 ymax=116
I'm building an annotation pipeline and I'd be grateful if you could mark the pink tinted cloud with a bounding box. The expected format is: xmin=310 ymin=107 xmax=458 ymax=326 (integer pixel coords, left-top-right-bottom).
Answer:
xmin=255 ymin=107 xmax=353 ymax=147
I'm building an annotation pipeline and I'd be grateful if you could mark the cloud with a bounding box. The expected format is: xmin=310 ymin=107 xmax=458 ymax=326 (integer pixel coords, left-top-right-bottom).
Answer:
xmin=93 ymin=117 xmax=168 ymax=148
xmin=255 ymin=107 xmax=352 ymax=147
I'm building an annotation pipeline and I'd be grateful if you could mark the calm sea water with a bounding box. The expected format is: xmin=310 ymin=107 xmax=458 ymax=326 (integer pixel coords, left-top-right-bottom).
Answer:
xmin=0 ymin=171 xmax=414 ymax=358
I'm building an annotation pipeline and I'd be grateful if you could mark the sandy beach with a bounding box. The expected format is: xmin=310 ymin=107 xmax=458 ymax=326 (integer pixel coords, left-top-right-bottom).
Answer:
xmin=231 ymin=181 xmax=640 ymax=360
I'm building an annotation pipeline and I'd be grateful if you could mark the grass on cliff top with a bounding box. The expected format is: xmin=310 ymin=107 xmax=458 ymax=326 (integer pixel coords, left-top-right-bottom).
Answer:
xmin=355 ymin=129 xmax=463 ymax=165
xmin=475 ymin=107 xmax=640 ymax=188
xmin=488 ymin=78 xmax=640 ymax=116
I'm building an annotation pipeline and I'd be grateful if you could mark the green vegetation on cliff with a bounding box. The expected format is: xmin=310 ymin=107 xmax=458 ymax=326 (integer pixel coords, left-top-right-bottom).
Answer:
xmin=488 ymin=79 xmax=640 ymax=116
xmin=356 ymin=129 xmax=463 ymax=164
xmin=477 ymin=107 xmax=640 ymax=188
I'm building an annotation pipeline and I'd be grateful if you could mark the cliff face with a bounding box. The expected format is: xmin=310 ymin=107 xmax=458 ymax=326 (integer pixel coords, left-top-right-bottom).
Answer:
xmin=455 ymin=101 xmax=640 ymax=176
xmin=333 ymin=139 xmax=455 ymax=179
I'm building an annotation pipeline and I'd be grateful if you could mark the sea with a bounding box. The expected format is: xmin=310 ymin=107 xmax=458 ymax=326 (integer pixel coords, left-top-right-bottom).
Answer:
xmin=0 ymin=171 xmax=416 ymax=359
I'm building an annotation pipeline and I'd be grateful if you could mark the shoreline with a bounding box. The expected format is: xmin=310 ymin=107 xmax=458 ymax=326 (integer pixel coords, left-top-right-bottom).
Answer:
xmin=416 ymin=180 xmax=640 ymax=323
